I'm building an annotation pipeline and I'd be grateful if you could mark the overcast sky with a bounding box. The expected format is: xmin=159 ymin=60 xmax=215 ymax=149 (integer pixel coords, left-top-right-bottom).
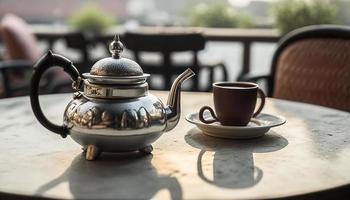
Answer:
xmin=228 ymin=0 xmax=274 ymax=7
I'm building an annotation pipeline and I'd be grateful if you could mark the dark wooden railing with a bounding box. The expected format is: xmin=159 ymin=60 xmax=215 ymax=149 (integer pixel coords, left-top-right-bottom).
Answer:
xmin=32 ymin=25 xmax=281 ymax=79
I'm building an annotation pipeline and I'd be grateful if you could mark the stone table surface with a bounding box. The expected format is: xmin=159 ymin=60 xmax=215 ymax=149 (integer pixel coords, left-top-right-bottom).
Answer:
xmin=0 ymin=91 xmax=350 ymax=200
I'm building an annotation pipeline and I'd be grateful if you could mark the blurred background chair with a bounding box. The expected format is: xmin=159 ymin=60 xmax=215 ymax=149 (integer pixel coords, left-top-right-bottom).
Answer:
xmin=124 ymin=32 xmax=228 ymax=91
xmin=239 ymin=25 xmax=350 ymax=112
xmin=0 ymin=13 xmax=40 ymax=97
xmin=0 ymin=14 xmax=73 ymax=98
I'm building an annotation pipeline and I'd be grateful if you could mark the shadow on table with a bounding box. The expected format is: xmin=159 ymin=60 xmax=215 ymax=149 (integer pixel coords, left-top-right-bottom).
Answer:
xmin=35 ymin=152 xmax=182 ymax=200
xmin=185 ymin=128 xmax=288 ymax=189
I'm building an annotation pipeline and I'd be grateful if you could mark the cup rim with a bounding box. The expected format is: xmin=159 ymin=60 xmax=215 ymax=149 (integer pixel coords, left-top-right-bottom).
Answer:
xmin=213 ymin=81 xmax=258 ymax=89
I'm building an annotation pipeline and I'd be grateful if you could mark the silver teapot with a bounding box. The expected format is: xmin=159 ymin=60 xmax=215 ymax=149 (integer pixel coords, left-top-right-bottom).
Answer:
xmin=30 ymin=36 xmax=194 ymax=161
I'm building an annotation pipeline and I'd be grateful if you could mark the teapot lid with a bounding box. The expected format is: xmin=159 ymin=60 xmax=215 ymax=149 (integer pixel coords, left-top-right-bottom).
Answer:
xmin=82 ymin=35 xmax=150 ymax=85
xmin=81 ymin=36 xmax=150 ymax=99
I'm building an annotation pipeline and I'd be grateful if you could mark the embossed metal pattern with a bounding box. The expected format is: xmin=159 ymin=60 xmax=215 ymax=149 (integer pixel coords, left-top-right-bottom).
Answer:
xmin=63 ymin=93 xmax=166 ymax=137
xmin=83 ymin=80 xmax=148 ymax=99
xmin=82 ymin=73 xmax=150 ymax=85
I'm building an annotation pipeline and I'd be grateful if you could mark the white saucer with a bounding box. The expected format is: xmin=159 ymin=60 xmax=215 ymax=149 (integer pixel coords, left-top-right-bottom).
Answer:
xmin=185 ymin=112 xmax=286 ymax=139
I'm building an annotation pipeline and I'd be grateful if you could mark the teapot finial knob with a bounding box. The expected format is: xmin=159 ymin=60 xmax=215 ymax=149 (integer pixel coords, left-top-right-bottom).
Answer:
xmin=109 ymin=35 xmax=124 ymax=58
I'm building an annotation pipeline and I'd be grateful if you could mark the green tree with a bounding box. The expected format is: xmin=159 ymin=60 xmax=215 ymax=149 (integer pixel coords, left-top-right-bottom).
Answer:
xmin=69 ymin=4 xmax=116 ymax=33
xmin=189 ymin=2 xmax=254 ymax=28
xmin=272 ymin=0 xmax=338 ymax=34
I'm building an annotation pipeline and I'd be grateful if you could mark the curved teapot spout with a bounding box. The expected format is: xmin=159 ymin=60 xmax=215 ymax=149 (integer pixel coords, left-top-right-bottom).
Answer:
xmin=164 ymin=68 xmax=195 ymax=132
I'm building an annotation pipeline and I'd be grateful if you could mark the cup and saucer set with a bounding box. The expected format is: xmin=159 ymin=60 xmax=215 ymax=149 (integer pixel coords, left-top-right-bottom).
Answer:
xmin=186 ymin=82 xmax=286 ymax=139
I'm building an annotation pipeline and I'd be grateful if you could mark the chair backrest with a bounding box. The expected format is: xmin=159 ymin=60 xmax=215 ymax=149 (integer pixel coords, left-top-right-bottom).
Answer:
xmin=0 ymin=14 xmax=73 ymax=98
xmin=270 ymin=25 xmax=350 ymax=112
xmin=0 ymin=13 xmax=41 ymax=63
xmin=124 ymin=32 xmax=205 ymax=90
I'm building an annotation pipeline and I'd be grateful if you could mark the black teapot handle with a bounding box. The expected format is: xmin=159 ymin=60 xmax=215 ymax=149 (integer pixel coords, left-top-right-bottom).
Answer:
xmin=30 ymin=51 xmax=81 ymax=138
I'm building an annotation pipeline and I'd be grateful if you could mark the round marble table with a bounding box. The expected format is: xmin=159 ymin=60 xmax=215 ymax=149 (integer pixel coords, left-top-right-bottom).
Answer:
xmin=0 ymin=91 xmax=349 ymax=199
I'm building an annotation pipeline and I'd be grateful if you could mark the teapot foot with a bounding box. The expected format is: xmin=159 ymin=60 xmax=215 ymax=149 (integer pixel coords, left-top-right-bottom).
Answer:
xmin=139 ymin=145 xmax=153 ymax=154
xmin=85 ymin=145 xmax=101 ymax=161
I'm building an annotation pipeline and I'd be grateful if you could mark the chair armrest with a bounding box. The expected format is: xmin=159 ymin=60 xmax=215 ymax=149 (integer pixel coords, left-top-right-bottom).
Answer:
xmin=238 ymin=73 xmax=274 ymax=96
xmin=199 ymin=62 xmax=229 ymax=91
xmin=200 ymin=62 xmax=228 ymax=81
xmin=0 ymin=60 xmax=33 ymax=70
xmin=0 ymin=60 xmax=33 ymax=97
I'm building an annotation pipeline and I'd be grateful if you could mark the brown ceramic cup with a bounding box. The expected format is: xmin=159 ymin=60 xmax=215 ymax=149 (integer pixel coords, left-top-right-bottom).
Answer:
xmin=199 ymin=82 xmax=265 ymax=126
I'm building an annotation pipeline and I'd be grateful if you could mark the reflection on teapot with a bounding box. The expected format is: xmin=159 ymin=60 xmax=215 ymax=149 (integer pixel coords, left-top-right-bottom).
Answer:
xmin=36 ymin=153 xmax=182 ymax=200
xmin=30 ymin=36 xmax=195 ymax=160
xmin=185 ymin=128 xmax=288 ymax=189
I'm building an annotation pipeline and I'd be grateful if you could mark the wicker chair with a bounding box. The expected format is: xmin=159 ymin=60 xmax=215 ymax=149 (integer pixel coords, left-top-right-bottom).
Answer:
xmin=239 ymin=25 xmax=350 ymax=112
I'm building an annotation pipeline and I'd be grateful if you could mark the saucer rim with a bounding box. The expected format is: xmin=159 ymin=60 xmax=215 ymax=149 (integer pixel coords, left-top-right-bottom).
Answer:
xmin=185 ymin=112 xmax=286 ymax=130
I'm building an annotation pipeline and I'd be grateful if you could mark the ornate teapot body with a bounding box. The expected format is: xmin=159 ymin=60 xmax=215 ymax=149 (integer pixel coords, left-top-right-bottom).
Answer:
xmin=30 ymin=36 xmax=194 ymax=160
